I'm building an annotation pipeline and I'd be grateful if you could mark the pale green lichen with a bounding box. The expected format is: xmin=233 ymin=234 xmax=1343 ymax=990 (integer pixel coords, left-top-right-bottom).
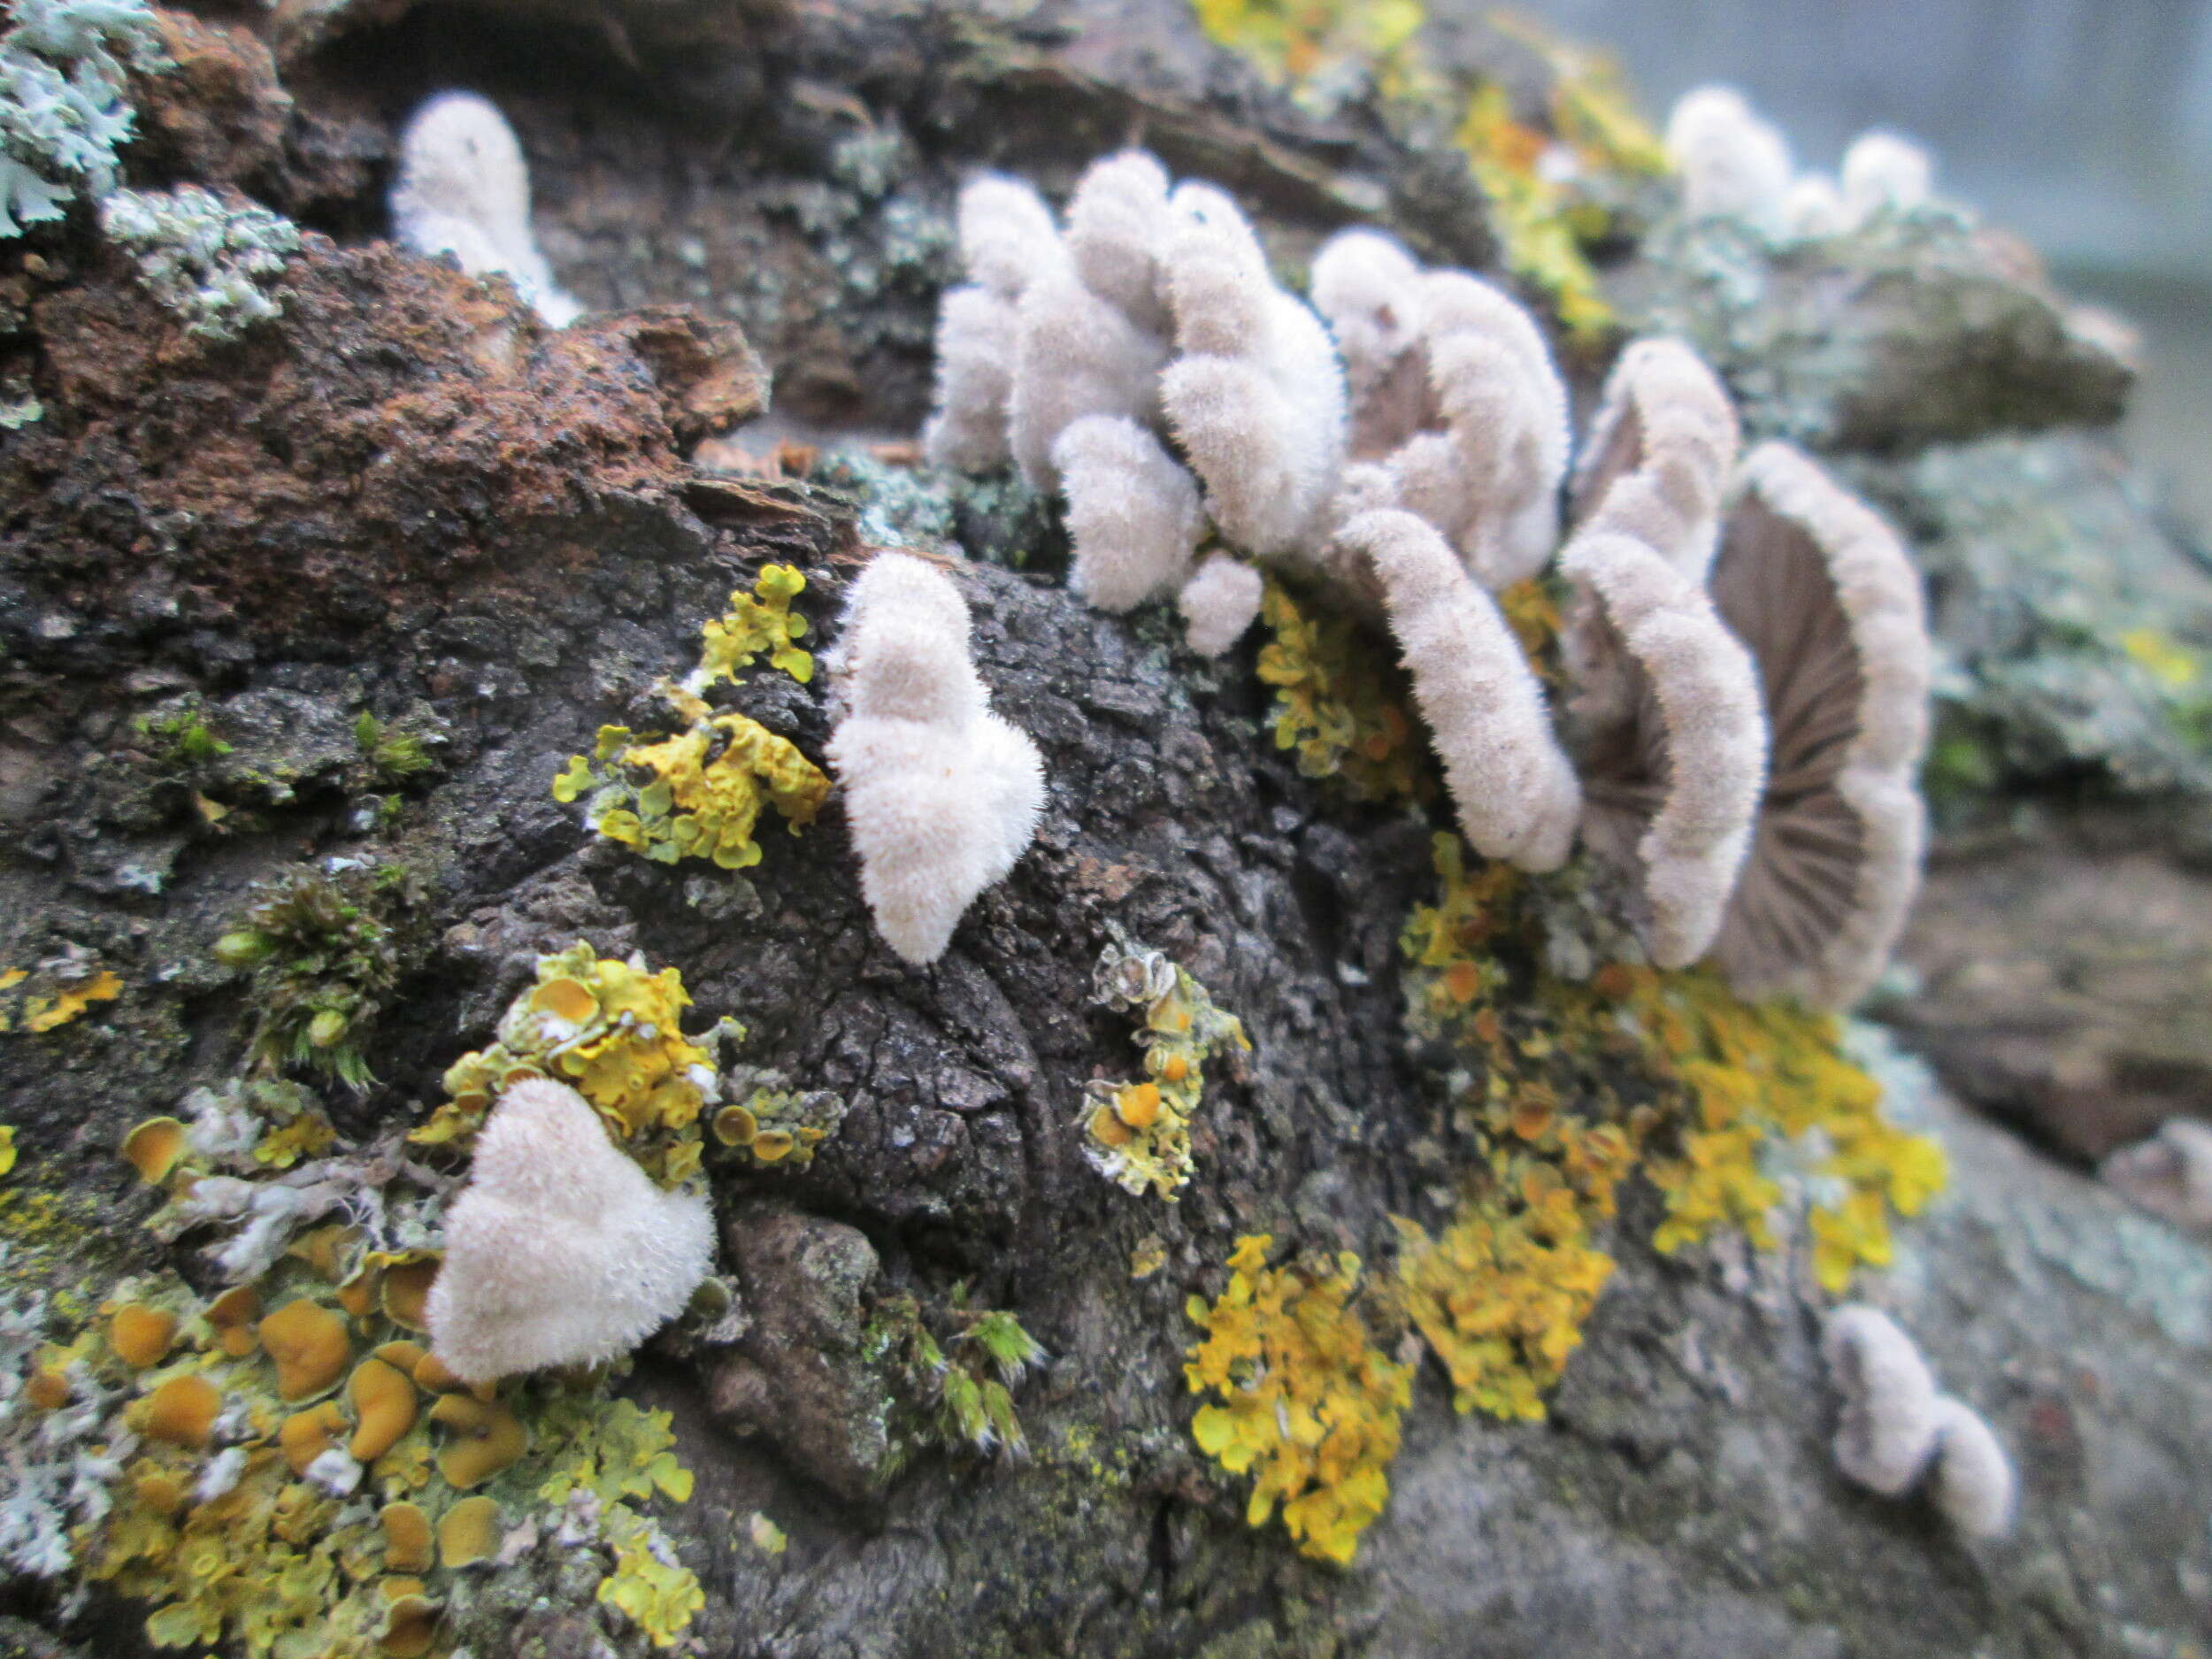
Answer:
xmin=99 ymin=184 xmax=301 ymax=341
xmin=0 ymin=0 xmax=167 ymax=238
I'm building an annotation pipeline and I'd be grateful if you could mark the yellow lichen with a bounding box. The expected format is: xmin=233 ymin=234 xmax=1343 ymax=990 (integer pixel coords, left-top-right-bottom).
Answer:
xmin=1184 ymin=1235 xmax=1411 ymax=1565
xmin=562 ymin=687 xmax=831 ymax=872
xmin=695 ymin=563 xmax=814 ymax=687
xmin=415 ymin=941 xmax=718 ymax=1187
xmin=1255 ymin=579 xmax=1429 ymax=803
xmin=1081 ymin=938 xmax=1250 ymax=1202
xmin=595 ymin=1502 xmax=705 ymax=1648
xmin=0 ymin=1124 xmax=13 ymax=1177
xmin=1191 ymin=0 xmax=1429 ymax=104
xmin=1390 ymin=1192 xmax=1613 ymax=1421
xmin=555 ymin=563 xmax=827 ymax=875
xmin=15 ymin=966 xmax=123 ymax=1033
xmin=1392 ymin=830 xmax=1948 ymax=1426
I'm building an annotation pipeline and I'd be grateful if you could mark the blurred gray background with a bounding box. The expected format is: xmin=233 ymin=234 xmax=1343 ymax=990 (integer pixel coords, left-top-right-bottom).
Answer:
xmin=1479 ymin=0 xmax=2212 ymax=530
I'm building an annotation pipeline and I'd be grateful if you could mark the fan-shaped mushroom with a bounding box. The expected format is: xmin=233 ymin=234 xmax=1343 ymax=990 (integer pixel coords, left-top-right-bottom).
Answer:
xmin=1706 ymin=442 xmax=1931 ymax=1009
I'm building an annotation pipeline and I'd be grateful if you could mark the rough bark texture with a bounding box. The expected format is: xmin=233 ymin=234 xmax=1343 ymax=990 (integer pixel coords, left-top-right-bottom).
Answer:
xmin=1 ymin=3 xmax=2208 ymax=1656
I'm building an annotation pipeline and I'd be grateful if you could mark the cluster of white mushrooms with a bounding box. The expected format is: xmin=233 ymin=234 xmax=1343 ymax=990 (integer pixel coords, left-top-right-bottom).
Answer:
xmin=1663 ymin=84 xmax=1939 ymax=242
xmin=921 ymin=148 xmax=1934 ymax=1010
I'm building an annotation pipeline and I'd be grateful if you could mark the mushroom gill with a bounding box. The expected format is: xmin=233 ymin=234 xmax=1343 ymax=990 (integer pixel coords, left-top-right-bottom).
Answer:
xmin=1707 ymin=442 xmax=1931 ymax=1008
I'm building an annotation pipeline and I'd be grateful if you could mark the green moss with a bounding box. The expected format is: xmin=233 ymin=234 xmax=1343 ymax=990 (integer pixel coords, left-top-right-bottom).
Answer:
xmin=216 ymin=864 xmax=426 ymax=1090
xmin=868 ymin=1289 xmax=1044 ymax=1469
xmin=351 ymin=711 xmax=439 ymax=787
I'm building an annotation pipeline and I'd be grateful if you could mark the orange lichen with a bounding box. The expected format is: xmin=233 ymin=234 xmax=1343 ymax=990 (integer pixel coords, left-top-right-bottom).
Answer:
xmin=280 ymin=1401 xmax=349 ymax=1475
xmin=374 ymin=1340 xmax=426 ymax=1373
xmin=257 ymin=1299 xmax=350 ymax=1401
xmin=121 ymin=1117 xmax=189 ymax=1185
xmin=109 ymin=1302 xmax=179 ymax=1368
xmin=207 ymin=1286 xmax=261 ymax=1357
xmin=436 ymin=1495 xmax=502 ymax=1568
xmin=1183 ymin=1235 xmax=1411 ymax=1565
xmin=139 ymin=1375 xmax=222 ymax=1448
xmin=378 ymin=1593 xmax=440 ymax=1657
xmin=378 ymin=1256 xmax=440 ymax=1332
xmin=380 ymin=1502 xmax=434 ymax=1573
xmin=346 ymin=1357 xmax=419 ymax=1462
xmin=429 ymin=1393 xmax=528 ymax=1489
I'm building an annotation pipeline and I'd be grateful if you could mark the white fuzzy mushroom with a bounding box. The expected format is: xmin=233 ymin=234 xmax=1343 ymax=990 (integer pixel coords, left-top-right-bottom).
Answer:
xmin=1177 ymin=552 xmax=1265 ymax=659
xmin=1310 ymin=234 xmax=1570 ymax=589
xmin=390 ymin=91 xmax=580 ymax=327
xmin=425 ymin=1078 xmax=715 ymax=1383
xmin=1571 ymin=337 xmax=1740 ymax=581
xmin=1821 ymin=1304 xmax=1941 ymax=1497
xmin=1006 ymin=155 xmax=1179 ymax=492
xmin=922 ymin=175 xmax=1069 ymax=472
xmin=1927 ymin=1395 xmax=2016 ymax=1539
xmin=1160 ymin=181 xmax=1348 ymax=560
xmin=1663 ymin=86 xmax=1793 ymax=234
xmin=1841 ymin=131 xmax=1934 ymax=227
xmin=1341 ymin=509 xmax=1579 ymax=871
xmin=1560 ymin=527 xmax=1766 ymax=969
xmin=1053 ymin=413 xmax=1204 ymax=612
xmin=1707 ymin=442 xmax=1932 ymax=1010
xmin=1781 ymin=173 xmax=1850 ymax=240
xmin=826 ymin=553 xmax=1046 ymax=964
xmin=1308 ymin=228 xmax=1431 ymax=459
xmin=1821 ymin=1305 xmax=2017 ymax=1539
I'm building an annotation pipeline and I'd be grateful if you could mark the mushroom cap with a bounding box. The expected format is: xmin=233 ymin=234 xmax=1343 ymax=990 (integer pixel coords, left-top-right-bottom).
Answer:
xmin=1927 ymin=1394 xmax=2016 ymax=1538
xmin=393 ymin=92 xmax=532 ymax=244
xmin=1064 ymin=150 xmax=1175 ymax=337
xmin=1570 ymin=338 xmax=1740 ymax=581
xmin=1707 ymin=442 xmax=1932 ymax=1009
xmin=1821 ymin=1304 xmax=1940 ymax=1497
xmin=2101 ymin=1118 xmax=2212 ymax=1232
xmin=1663 ymin=85 xmax=1793 ymax=230
xmin=955 ymin=172 xmax=1067 ymax=303
xmin=1310 ymin=228 xmax=1431 ymax=460
xmin=1342 ymin=508 xmax=1581 ymax=872
xmin=424 ymin=1078 xmax=714 ymax=1382
xmin=1561 ymin=528 xmax=1766 ymax=968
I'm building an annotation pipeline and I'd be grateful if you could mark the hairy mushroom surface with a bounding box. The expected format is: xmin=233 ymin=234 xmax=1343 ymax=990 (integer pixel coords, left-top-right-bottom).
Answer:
xmin=1707 ymin=442 xmax=1932 ymax=1009
xmin=1570 ymin=337 xmax=1740 ymax=580
xmin=1561 ymin=528 xmax=1766 ymax=969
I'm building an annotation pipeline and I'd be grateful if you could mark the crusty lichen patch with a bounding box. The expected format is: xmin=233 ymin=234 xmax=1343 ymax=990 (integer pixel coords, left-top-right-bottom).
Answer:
xmin=1183 ymin=1235 xmax=1411 ymax=1566
xmin=416 ymin=941 xmax=724 ymax=1189
xmin=1255 ymin=578 xmax=1429 ymax=803
xmin=1080 ymin=936 xmax=1249 ymax=1202
xmin=554 ymin=565 xmax=829 ymax=872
